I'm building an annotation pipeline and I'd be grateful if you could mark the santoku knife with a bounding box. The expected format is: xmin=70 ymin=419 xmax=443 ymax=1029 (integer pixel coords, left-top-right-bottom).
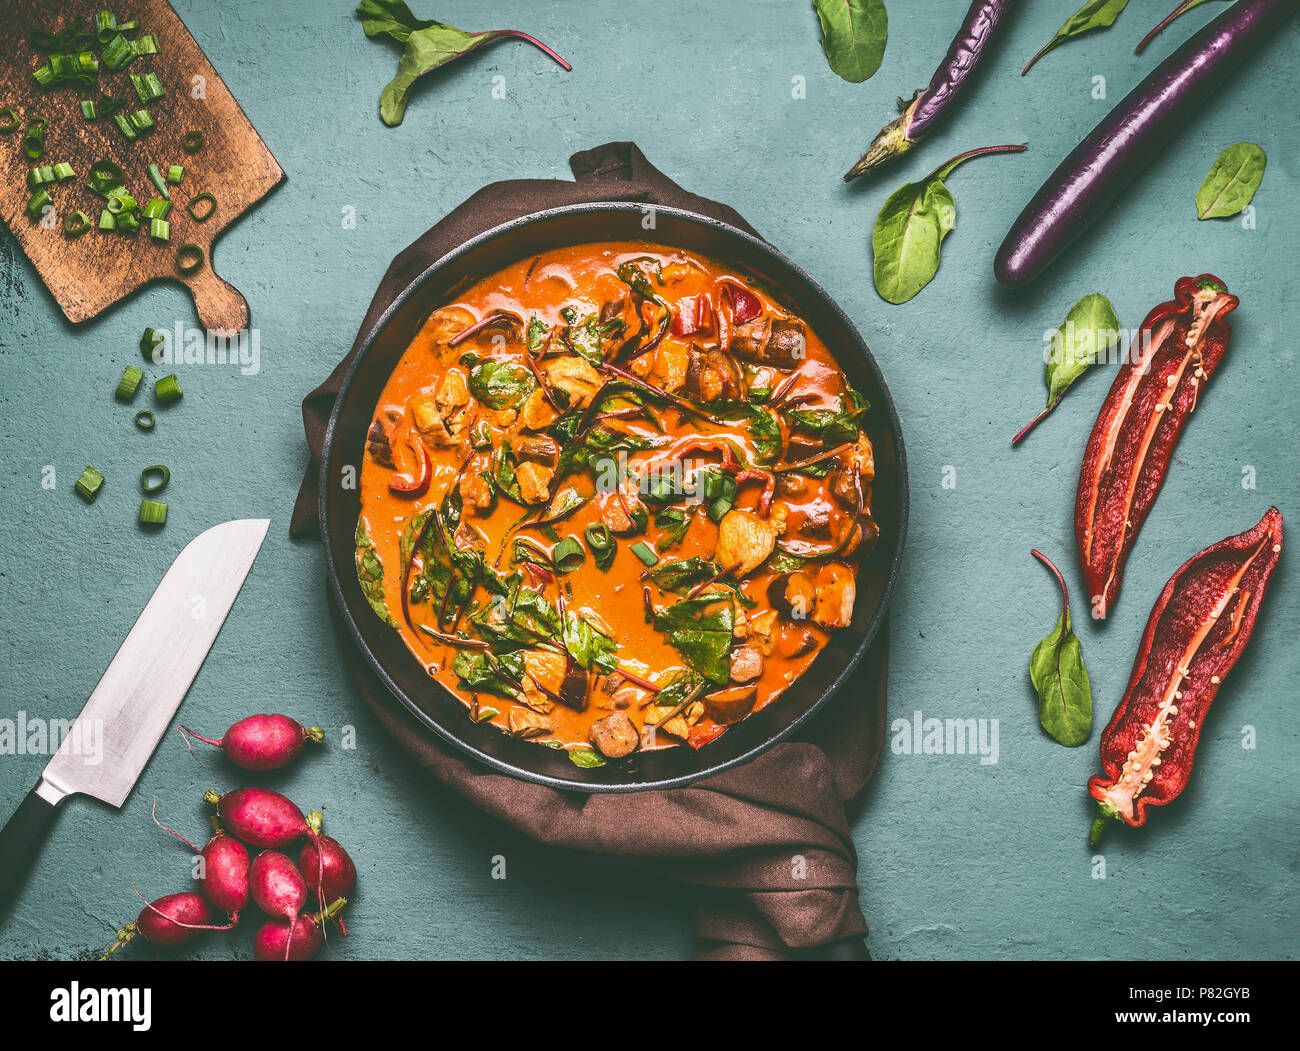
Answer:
xmin=0 ymin=518 xmax=269 ymax=917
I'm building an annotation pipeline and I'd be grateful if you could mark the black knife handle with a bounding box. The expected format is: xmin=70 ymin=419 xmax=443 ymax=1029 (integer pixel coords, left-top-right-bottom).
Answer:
xmin=0 ymin=782 xmax=62 ymax=920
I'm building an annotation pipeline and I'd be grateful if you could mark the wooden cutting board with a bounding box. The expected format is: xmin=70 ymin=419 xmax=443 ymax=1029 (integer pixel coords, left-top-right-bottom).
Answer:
xmin=0 ymin=0 xmax=284 ymax=331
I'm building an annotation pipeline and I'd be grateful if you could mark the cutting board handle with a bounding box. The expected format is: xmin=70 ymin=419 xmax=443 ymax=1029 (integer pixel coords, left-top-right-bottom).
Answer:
xmin=186 ymin=261 xmax=251 ymax=334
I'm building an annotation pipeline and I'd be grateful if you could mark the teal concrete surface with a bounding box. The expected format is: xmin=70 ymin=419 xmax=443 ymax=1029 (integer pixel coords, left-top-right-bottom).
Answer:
xmin=1 ymin=1 xmax=1296 ymax=960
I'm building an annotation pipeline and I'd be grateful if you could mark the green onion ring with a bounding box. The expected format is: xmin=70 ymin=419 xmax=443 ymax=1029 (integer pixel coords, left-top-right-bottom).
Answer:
xmin=0 ymin=108 xmax=18 ymax=133
xmin=63 ymin=210 xmax=91 ymax=237
xmin=182 ymin=129 xmax=203 ymax=153
xmin=186 ymin=191 xmax=216 ymax=223
xmin=134 ymin=410 xmax=156 ymax=430
xmin=551 ymin=536 xmax=586 ymax=573
xmin=139 ymin=499 xmax=168 ymax=526
xmin=141 ymin=465 xmax=170 ymax=493
xmin=175 ymin=243 xmax=204 ymax=276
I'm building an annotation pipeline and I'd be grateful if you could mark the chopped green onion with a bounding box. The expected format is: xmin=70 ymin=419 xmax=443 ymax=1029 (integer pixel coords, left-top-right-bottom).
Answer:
xmin=27 ymin=165 xmax=55 ymax=187
xmin=116 ymin=365 xmax=144 ymax=401
xmin=141 ymin=465 xmax=170 ymax=493
xmin=182 ymin=129 xmax=203 ymax=153
xmin=166 ymin=164 xmax=183 ymax=184
xmin=147 ymin=163 xmax=169 ymax=200
xmin=112 ymin=112 xmax=135 ymax=141
xmin=75 ymin=467 xmax=105 ymax=503
xmin=551 ymin=536 xmax=586 ymax=573
xmin=134 ymin=409 xmax=156 ymax=430
xmin=175 ymin=243 xmax=203 ymax=275
xmin=585 ymin=523 xmax=616 ymax=570
xmin=98 ymin=209 xmax=116 ymax=231
xmin=140 ymin=327 xmax=166 ymax=362
xmin=142 ymin=198 xmax=171 ymax=219
xmin=97 ymin=93 xmax=122 ymax=115
xmin=95 ymin=11 xmax=120 ymax=42
xmin=469 ymin=418 xmax=492 ymax=450
xmin=130 ymin=72 xmax=164 ymax=104
xmin=106 ymin=192 xmax=137 ymax=215
xmin=23 ymin=119 xmax=46 ymax=159
xmin=149 ymin=217 xmax=170 ymax=242
xmin=186 ymin=192 xmax=215 ymax=223
xmin=115 ymin=211 xmax=140 ymax=235
xmin=33 ymin=51 xmax=99 ymax=89
xmin=63 ymin=210 xmax=91 ymax=237
xmin=139 ymin=499 xmax=168 ymax=526
xmin=128 ymin=109 xmax=154 ymax=134
xmin=87 ymin=158 xmax=124 ymax=196
xmin=26 ymin=189 xmax=51 ymax=220
xmin=134 ymin=34 xmax=160 ymax=56
xmin=100 ymin=33 xmax=137 ymax=72
xmin=630 ymin=541 xmax=658 ymax=567
xmin=52 ymin=161 xmax=74 ymax=181
xmin=154 ymin=374 xmax=182 ymax=404
xmin=80 ymin=99 xmax=97 ymax=120
xmin=0 ymin=108 xmax=19 ymax=133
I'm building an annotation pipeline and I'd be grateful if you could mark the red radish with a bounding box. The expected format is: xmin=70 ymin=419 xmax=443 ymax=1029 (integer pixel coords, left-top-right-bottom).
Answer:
xmin=299 ymin=836 xmax=357 ymax=936
xmin=101 ymin=890 xmax=236 ymax=958
xmin=201 ymin=787 xmax=322 ymax=849
xmin=249 ymin=851 xmax=307 ymax=921
xmin=253 ymin=898 xmax=347 ymax=962
xmin=178 ymin=714 xmax=324 ymax=770
xmin=151 ymin=802 xmax=250 ymax=914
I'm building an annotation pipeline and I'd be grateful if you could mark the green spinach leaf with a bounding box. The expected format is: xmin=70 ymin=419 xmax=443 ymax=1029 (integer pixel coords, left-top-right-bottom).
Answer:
xmin=872 ymin=145 xmax=1024 ymax=305
xmin=1196 ymin=142 xmax=1266 ymax=220
xmin=562 ymin=610 xmax=619 ymax=675
xmin=1022 ymin=0 xmax=1131 ymax=75
xmin=567 ymin=745 xmax=606 ymax=769
xmin=357 ymin=0 xmax=570 ymax=126
xmin=355 ymin=523 xmax=396 ymax=626
xmin=471 ymin=573 xmax=560 ymax=648
xmin=469 ymin=360 xmax=534 ymax=411
xmin=813 ymin=0 xmax=888 ymax=83
xmin=453 ymin=649 xmax=527 ymax=701
xmin=653 ymin=595 xmax=735 ymax=684
xmin=1028 ymin=551 xmax=1092 ymax=747
xmin=1013 ymin=293 xmax=1120 ymax=445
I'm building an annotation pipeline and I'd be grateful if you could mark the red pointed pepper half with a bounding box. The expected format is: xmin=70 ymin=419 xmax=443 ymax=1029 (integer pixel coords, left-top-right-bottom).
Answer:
xmin=1088 ymin=507 xmax=1283 ymax=844
xmin=1075 ymin=275 xmax=1239 ymax=616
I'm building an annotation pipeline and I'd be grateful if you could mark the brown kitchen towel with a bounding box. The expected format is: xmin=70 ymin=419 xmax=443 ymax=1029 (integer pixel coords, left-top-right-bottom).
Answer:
xmin=293 ymin=142 xmax=890 ymax=960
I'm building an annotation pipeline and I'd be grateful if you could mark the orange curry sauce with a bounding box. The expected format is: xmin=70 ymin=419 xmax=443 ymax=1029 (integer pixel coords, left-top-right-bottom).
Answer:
xmin=357 ymin=242 xmax=876 ymax=766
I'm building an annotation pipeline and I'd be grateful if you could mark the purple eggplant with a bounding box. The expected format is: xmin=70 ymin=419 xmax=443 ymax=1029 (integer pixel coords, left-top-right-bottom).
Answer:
xmin=845 ymin=0 xmax=1014 ymax=181
xmin=995 ymin=0 xmax=1296 ymax=288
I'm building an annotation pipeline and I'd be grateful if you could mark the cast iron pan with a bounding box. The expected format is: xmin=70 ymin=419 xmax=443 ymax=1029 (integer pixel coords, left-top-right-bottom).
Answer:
xmin=319 ymin=203 xmax=908 ymax=792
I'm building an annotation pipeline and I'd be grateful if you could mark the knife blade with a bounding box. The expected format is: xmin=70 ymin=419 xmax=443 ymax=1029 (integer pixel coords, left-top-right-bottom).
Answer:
xmin=0 ymin=518 xmax=269 ymax=916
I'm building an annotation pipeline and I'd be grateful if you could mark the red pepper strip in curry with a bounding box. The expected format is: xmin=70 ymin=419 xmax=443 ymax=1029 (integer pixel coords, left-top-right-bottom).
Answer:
xmin=1088 ymin=507 xmax=1283 ymax=844
xmin=1075 ymin=275 xmax=1239 ymax=616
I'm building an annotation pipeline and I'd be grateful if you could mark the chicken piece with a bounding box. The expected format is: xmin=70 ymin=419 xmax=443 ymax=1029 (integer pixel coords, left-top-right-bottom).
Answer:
xmin=409 ymin=390 xmax=466 ymax=448
xmin=589 ymin=712 xmax=639 ymax=758
xmin=704 ymin=685 xmax=757 ymax=725
xmin=610 ymin=686 xmax=646 ymax=710
xmin=812 ymin=562 xmax=856 ymax=630
xmin=768 ymin=572 xmax=816 ymax=622
xmin=436 ymin=369 xmax=472 ymax=416
xmin=713 ymin=508 xmax=781 ymax=576
xmin=732 ymin=605 xmax=748 ymax=639
xmin=521 ymin=650 xmax=567 ymax=713
xmin=543 ymin=356 xmax=603 ymax=409
xmin=746 ymin=608 xmax=779 ymax=655
xmin=515 ymin=461 xmax=554 ymax=505
xmin=599 ymin=491 xmax=636 ymax=535
xmin=828 ymin=434 xmax=876 ymax=506
xmin=507 ymin=709 xmax=553 ymax=739
xmin=519 ymin=387 xmax=559 ymax=431
xmin=651 ymin=340 xmax=690 ymax=393
xmin=839 ymin=514 xmax=880 ymax=559
xmin=651 ymin=700 xmax=704 ymax=741
xmin=459 ymin=471 xmax=494 ymax=515
xmin=730 ymin=645 xmax=764 ymax=684
xmin=421 ymin=306 xmax=476 ymax=359
xmin=453 ymin=519 xmax=487 ymax=551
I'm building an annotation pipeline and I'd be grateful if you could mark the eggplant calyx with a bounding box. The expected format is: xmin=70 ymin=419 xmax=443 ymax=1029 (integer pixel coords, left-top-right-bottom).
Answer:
xmin=844 ymin=100 xmax=917 ymax=181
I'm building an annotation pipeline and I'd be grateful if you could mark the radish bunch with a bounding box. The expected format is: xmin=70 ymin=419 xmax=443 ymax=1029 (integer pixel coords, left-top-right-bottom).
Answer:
xmin=103 ymin=715 xmax=358 ymax=962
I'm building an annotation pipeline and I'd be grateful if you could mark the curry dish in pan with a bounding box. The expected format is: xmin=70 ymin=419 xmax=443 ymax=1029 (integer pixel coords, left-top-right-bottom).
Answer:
xmin=356 ymin=242 xmax=877 ymax=767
